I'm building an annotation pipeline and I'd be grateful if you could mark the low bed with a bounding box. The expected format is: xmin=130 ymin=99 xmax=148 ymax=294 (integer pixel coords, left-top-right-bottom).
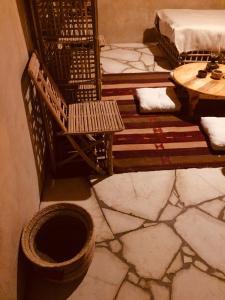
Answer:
xmin=154 ymin=9 xmax=225 ymax=66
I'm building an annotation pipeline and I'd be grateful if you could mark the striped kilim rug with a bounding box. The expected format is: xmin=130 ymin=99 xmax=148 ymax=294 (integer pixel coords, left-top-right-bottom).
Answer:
xmin=102 ymin=72 xmax=225 ymax=173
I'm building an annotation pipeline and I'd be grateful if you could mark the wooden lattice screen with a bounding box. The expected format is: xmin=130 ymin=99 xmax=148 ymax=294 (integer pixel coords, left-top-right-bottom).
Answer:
xmin=29 ymin=0 xmax=101 ymax=103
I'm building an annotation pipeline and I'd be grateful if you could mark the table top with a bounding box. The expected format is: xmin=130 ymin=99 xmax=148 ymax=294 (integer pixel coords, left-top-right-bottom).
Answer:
xmin=173 ymin=62 xmax=225 ymax=97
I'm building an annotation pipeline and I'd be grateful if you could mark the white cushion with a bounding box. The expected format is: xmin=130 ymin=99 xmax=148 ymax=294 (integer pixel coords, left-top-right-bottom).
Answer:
xmin=136 ymin=87 xmax=181 ymax=113
xmin=201 ymin=117 xmax=225 ymax=150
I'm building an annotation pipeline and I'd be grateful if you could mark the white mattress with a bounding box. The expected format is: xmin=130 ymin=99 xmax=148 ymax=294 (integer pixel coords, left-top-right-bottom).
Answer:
xmin=156 ymin=9 xmax=225 ymax=53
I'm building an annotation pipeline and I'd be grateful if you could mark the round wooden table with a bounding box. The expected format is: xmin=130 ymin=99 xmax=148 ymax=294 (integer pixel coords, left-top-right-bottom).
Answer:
xmin=173 ymin=62 xmax=225 ymax=116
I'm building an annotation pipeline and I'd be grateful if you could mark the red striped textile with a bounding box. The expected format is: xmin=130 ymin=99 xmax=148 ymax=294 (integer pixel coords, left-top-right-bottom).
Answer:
xmin=102 ymin=72 xmax=225 ymax=173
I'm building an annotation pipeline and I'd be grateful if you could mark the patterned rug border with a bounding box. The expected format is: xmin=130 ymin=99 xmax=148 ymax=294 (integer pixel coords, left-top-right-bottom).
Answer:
xmin=102 ymin=72 xmax=225 ymax=173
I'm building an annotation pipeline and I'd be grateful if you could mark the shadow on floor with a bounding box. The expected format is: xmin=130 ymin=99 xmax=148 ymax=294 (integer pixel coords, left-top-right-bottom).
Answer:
xmin=42 ymin=176 xmax=92 ymax=202
xmin=25 ymin=271 xmax=84 ymax=300
xmin=17 ymin=247 xmax=30 ymax=300
xmin=221 ymin=168 xmax=225 ymax=177
xmin=143 ymin=28 xmax=158 ymax=43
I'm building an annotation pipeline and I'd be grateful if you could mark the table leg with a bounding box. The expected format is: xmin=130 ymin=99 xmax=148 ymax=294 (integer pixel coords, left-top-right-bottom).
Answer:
xmin=188 ymin=91 xmax=199 ymax=117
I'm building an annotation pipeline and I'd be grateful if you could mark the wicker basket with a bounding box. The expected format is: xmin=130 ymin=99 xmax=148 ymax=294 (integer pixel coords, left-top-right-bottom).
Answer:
xmin=21 ymin=203 xmax=95 ymax=283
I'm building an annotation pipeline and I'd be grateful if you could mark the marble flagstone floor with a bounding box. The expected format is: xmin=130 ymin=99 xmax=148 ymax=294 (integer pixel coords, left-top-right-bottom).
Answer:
xmin=100 ymin=43 xmax=172 ymax=74
xmin=26 ymin=44 xmax=225 ymax=299
xmin=27 ymin=168 xmax=225 ymax=300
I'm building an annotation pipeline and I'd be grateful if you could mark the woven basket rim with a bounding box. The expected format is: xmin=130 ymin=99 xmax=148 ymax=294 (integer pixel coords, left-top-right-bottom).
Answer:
xmin=21 ymin=203 xmax=95 ymax=268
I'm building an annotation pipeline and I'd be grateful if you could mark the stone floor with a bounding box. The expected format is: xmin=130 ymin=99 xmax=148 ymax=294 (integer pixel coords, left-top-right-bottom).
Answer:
xmin=26 ymin=44 xmax=225 ymax=300
xmin=100 ymin=43 xmax=172 ymax=73
xmin=27 ymin=169 xmax=225 ymax=300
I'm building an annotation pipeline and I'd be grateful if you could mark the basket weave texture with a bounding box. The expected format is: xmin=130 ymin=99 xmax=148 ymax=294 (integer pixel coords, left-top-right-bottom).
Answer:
xmin=21 ymin=203 xmax=95 ymax=283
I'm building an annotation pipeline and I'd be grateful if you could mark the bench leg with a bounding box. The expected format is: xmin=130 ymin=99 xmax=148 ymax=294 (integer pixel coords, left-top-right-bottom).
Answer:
xmin=106 ymin=134 xmax=114 ymax=176
xmin=66 ymin=135 xmax=106 ymax=175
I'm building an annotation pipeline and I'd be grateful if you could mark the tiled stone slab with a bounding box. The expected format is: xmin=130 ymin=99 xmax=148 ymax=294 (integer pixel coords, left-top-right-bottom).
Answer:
xmin=97 ymin=241 xmax=108 ymax=247
xmin=199 ymin=199 xmax=225 ymax=218
xmin=177 ymin=202 xmax=185 ymax=209
xmin=139 ymin=279 xmax=148 ymax=289
xmin=176 ymin=168 xmax=225 ymax=206
xmin=149 ymin=281 xmax=170 ymax=300
xmin=139 ymin=48 xmax=155 ymax=54
xmin=116 ymin=281 xmax=151 ymax=300
xmin=100 ymin=57 xmax=129 ymax=73
xmin=109 ymin=240 xmax=122 ymax=253
xmin=129 ymin=61 xmax=146 ymax=70
xmin=75 ymin=198 xmax=114 ymax=242
xmin=211 ymin=271 xmax=225 ymax=280
xmin=172 ymin=266 xmax=225 ymax=300
xmin=70 ymin=248 xmax=129 ymax=300
xmin=101 ymin=49 xmax=140 ymax=61
xmin=110 ymin=45 xmax=119 ymax=49
xmin=102 ymin=208 xmax=144 ymax=234
xmin=174 ymin=207 xmax=225 ymax=274
xmin=120 ymin=223 xmax=182 ymax=279
xmin=41 ymin=178 xmax=114 ymax=242
xmin=143 ymin=222 xmax=158 ymax=228
xmin=162 ymin=275 xmax=171 ymax=283
xmin=128 ymin=272 xmax=139 ymax=284
xmin=159 ymin=204 xmax=182 ymax=221
xmin=183 ymin=256 xmax=192 ymax=264
xmin=141 ymin=53 xmax=155 ymax=66
xmin=112 ymin=43 xmax=147 ymax=48
xmin=168 ymin=191 xmax=179 ymax=206
xmin=148 ymin=65 xmax=155 ymax=72
xmin=167 ymin=251 xmax=183 ymax=274
xmin=101 ymin=45 xmax=112 ymax=51
xmin=92 ymin=171 xmax=175 ymax=221
xmin=123 ymin=68 xmax=147 ymax=73
xmin=194 ymin=260 xmax=208 ymax=272
xmin=182 ymin=246 xmax=195 ymax=256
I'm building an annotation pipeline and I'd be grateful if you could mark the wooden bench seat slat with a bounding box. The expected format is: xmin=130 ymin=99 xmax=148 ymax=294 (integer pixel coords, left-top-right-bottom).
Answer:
xmin=67 ymin=101 xmax=124 ymax=134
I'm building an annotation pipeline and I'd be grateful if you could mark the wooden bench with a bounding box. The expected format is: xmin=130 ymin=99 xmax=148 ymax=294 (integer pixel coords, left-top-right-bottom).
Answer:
xmin=28 ymin=52 xmax=124 ymax=175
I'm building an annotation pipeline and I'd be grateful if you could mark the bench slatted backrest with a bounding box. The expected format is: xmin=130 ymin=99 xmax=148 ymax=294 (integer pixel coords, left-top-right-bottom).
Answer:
xmin=28 ymin=52 xmax=68 ymax=132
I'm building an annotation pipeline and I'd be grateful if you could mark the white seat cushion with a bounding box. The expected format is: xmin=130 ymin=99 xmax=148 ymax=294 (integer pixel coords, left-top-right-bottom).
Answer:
xmin=136 ymin=87 xmax=181 ymax=113
xmin=201 ymin=117 xmax=225 ymax=150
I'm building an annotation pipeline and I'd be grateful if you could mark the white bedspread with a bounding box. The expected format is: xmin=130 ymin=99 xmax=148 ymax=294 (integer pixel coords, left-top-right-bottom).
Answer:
xmin=157 ymin=9 xmax=225 ymax=53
